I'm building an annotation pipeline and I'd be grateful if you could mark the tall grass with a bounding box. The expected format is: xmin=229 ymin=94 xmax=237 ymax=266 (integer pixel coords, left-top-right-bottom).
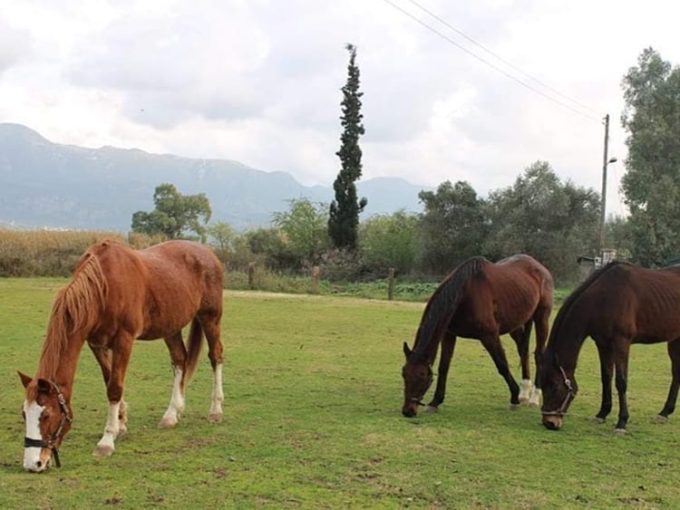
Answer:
xmin=0 ymin=229 xmax=164 ymax=277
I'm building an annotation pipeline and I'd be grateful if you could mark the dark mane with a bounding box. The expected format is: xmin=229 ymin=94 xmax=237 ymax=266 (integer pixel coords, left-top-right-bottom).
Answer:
xmin=412 ymin=257 xmax=485 ymax=360
xmin=546 ymin=261 xmax=626 ymax=356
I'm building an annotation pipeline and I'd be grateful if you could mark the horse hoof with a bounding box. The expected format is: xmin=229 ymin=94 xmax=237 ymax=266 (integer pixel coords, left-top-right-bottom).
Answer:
xmin=594 ymin=417 xmax=606 ymax=424
xmin=208 ymin=413 xmax=223 ymax=424
xmin=613 ymin=428 xmax=627 ymax=435
xmin=118 ymin=424 xmax=128 ymax=437
xmin=93 ymin=445 xmax=114 ymax=457
xmin=158 ymin=417 xmax=178 ymax=429
xmin=655 ymin=415 xmax=669 ymax=424
xmin=425 ymin=405 xmax=439 ymax=413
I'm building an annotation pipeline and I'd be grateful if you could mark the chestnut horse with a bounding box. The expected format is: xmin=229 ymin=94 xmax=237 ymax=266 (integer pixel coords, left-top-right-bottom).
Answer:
xmin=18 ymin=240 xmax=224 ymax=472
xmin=402 ymin=255 xmax=553 ymax=417
xmin=541 ymin=261 xmax=680 ymax=433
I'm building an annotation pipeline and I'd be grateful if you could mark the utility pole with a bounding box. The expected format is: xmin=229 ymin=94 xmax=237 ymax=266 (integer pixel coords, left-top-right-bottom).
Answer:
xmin=599 ymin=113 xmax=610 ymax=253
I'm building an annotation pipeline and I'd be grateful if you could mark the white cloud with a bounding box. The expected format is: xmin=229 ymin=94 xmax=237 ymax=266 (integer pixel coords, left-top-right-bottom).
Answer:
xmin=2 ymin=0 xmax=680 ymax=216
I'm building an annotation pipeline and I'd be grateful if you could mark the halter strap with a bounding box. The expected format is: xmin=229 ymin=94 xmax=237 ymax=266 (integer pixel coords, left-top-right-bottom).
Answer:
xmin=23 ymin=380 xmax=71 ymax=468
xmin=541 ymin=365 xmax=575 ymax=417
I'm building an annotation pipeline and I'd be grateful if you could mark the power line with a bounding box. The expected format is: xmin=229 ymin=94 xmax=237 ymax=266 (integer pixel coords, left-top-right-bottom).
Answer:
xmin=380 ymin=0 xmax=600 ymax=122
xmin=406 ymin=0 xmax=602 ymax=117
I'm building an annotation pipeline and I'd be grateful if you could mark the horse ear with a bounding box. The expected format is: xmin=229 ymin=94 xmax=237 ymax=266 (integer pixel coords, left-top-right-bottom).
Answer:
xmin=403 ymin=342 xmax=412 ymax=358
xmin=18 ymin=371 xmax=32 ymax=389
xmin=36 ymin=378 xmax=52 ymax=395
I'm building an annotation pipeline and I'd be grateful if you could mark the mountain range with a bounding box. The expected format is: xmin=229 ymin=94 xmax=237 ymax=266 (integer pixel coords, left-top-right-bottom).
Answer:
xmin=0 ymin=123 xmax=427 ymax=231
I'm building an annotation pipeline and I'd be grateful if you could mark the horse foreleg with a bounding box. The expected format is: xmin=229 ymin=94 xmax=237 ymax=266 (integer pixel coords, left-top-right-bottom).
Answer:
xmin=89 ymin=345 xmax=128 ymax=435
xmin=595 ymin=339 xmax=614 ymax=423
xmin=658 ymin=339 xmax=680 ymax=421
xmin=481 ymin=334 xmax=520 ymax=407
xmin=427 ymin=333 xmax=457 ymax=410
xmin=201 ymin=313 xmax=224 ymax=423
xmin=510 ymin=326 xmax=532 ymax=404
xmin=94 ymin=334 xmax=133 ymax=457
xmin=159 ymin=332 xmax=188 ymax=429
xmin=613 ymin=339 xmax=631 ymax=433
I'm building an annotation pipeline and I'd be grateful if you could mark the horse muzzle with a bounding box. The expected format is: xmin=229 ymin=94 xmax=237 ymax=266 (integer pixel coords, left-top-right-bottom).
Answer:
xmin=542 ymin=414 xmax=564 ymax=430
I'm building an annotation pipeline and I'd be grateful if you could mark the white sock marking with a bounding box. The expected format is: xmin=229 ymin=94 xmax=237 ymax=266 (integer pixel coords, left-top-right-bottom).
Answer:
xmin=97 ymin=401 xmax=121 ymax=450
xmin=519 ymin=379 xmax=533 ymax=401
xmin=162 ymin=367 xmax=185 ymax=424
xmin=210 ymin=363 xmax=224 ymax=416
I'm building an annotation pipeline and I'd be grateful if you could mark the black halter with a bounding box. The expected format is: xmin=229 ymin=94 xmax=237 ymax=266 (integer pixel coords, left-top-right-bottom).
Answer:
xmin=24 ymin=381 xmax=72 ymax=468
xmin=541 ymin=365 xmax=576 ymax=417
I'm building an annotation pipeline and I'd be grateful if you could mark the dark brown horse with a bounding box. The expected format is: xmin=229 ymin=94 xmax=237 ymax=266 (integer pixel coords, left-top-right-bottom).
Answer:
xmin=541 ymin=261 xmax=680 ymax=433
xmin=402 ymin=255 xmax=553 ymax=417
xmin=18 ymin=240 xmax=225 ymax=472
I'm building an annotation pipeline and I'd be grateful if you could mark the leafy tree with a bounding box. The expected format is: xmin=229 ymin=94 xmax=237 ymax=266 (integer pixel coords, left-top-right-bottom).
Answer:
xmin=131 ymin=183 xmax=211 ymax=240
xmin=207 ymin=221 xmax=236 ymax=264
xmin=418 ymin=180 xmax=487 ymax=274
xmin=329 ymin=43 xmax=367 ymax=250
xmin=245 ymin=228 xmax=297 ymax=271
xmin=273 ymin=198 xmax=330 ymax=265
xmin=485 ymin=161 xmax=599 ymax=282
xmin=359 ymin=211 xmax=422 ymax=274
xmin=621 ymin=48 xmax=680 ymax=265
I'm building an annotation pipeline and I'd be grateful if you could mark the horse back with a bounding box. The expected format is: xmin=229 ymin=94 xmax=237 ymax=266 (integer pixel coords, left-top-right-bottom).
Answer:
xmin=454 ymin=255 xmax=552 ymax=336
xmin=88 ymin=240 xmax=223 ymax=341
xmin=585 ymin=264 xmax=680 ymax=342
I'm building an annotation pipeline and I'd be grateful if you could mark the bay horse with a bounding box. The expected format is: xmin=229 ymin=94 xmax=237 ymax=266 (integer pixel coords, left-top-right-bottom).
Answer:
xmin=18 ymin=240 xmax=225 ymax=472
xmin=402 ymin=254 xmax=553 ymax=417
xmin=541 ymin=261 xmax=680 ymax=433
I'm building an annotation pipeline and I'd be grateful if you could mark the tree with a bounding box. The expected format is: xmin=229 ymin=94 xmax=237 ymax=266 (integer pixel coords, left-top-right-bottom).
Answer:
xmin=207 ymin=221 xmax=236 ymax=264
xmin=328 ymin=43 xmax=367 ymax=250
xmin=359 ymin=211 xmax=422 ymax=274
xmin=272 ymin=198 xmax=330 ymax=265
xmin=621 ymin=48 xmax=680 ymax=265
xmin=485 ymin=161 xmax=599 ymax=282
xmin=418 ymin=180 xmax=487 ymax=273
xmin=131 ymin=183 xmax=211 ymax=240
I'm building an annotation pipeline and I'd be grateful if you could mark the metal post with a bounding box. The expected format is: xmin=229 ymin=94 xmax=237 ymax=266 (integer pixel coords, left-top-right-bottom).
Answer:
xmin=599 ymin=113 xmax=610 ymax=253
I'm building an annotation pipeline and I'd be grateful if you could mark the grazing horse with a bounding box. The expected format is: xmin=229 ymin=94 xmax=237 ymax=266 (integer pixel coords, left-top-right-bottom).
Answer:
xmin=541 ymin=261 xmax=680 ymax=433
xmin=401 ymin=255 xmax=553 ymax=417
xmin=18 ymin=240 xmax=225 ymax=472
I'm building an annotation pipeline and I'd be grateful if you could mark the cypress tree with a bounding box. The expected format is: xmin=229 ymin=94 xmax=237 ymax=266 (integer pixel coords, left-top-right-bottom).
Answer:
xmin=329 ymin=43 xmax=367 ymax=250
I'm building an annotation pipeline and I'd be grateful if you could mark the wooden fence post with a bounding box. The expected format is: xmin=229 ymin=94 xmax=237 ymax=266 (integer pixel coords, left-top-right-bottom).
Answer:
xmin=248 ymin=262 xmax=256 ymax=290
xmin=311 ymin=266 xmax=321 ymax=294
xmin=388 ymin=268 xmax=395 ymax=301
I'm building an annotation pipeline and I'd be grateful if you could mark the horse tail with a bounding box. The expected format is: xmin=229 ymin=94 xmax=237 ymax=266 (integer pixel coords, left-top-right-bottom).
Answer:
xmin=184 ymin=318 xmax=204 ymax=382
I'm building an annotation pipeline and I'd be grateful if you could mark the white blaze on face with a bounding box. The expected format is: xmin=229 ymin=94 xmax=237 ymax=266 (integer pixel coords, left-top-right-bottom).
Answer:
xmin=23 ymin=400 xmax=46 ymax=472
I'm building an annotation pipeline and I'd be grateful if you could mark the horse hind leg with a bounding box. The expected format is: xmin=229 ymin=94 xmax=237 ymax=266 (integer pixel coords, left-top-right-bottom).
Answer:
xmin=200 ymin=310 xmax=224 ymax=423
xmin=159 ymin=331 xmax=188 ymax=429
xmin=511 ymin=325 xmax=533 ymax=405
xmin=658 ymin=339 xmax=680 ymax=422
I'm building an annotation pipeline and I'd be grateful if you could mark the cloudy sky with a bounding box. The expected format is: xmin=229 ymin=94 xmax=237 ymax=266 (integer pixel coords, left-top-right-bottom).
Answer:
xmin=1 ymin=0 xmax=679 ymax=216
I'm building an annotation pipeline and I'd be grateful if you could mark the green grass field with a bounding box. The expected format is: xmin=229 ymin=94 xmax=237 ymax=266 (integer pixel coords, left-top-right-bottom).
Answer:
xmin=0 ymin=279 xmax=678 ymax=509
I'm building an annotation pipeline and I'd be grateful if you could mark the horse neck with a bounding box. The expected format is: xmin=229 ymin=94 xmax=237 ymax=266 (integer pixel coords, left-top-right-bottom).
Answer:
xmin=36 ymin=330 xmax=86 ymax=401
xmin=551 ymin=311 xmax=588 ymax=372
xmin=412 ymin=325 xmax=443 ymax=365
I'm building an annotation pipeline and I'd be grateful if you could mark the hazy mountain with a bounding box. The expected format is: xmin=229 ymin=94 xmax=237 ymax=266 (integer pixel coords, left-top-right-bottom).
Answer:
xmin=0 ymin=123 xmax=427 ymax=231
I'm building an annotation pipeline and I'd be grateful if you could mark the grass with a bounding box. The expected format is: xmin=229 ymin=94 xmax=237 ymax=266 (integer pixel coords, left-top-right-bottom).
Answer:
xmin=0 ymin=279 xmax=677 ymax=508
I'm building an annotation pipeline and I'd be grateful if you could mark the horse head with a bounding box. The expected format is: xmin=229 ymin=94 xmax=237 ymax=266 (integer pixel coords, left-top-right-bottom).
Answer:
xmin=539 ymin=352 xmax=577 ymax=430
xmin=401 ymin=342 xmax=433 ymax=417
xmin=19 ymin=372 xmax=73 ymax=472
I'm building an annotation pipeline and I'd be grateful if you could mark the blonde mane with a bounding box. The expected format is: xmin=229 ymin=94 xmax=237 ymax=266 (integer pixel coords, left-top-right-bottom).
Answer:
xmin=37 ymin=252 xmax=108 ymax=378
